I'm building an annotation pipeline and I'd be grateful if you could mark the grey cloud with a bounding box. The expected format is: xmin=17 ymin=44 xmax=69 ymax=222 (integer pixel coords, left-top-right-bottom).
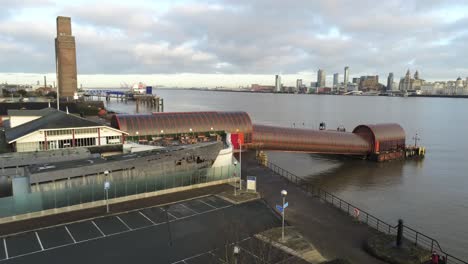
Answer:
xmin=0 ymin=0 xmax=468 ymax=81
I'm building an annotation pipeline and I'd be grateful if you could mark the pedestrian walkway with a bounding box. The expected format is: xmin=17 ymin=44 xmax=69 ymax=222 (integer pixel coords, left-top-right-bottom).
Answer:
xmin=243 ymin=152 xmax=386 ymax=264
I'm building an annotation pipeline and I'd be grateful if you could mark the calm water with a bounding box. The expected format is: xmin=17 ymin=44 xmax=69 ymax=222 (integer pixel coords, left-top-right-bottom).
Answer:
xmin=105 ymin=89 xmax=468 ymax=258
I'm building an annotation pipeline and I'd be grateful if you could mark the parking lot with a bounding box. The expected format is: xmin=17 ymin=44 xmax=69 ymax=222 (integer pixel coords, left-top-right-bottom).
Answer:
xmin=172 ymin=236 xmax=310 ymax=264
xmin=0 ymin=195 xmax=233 ymax=263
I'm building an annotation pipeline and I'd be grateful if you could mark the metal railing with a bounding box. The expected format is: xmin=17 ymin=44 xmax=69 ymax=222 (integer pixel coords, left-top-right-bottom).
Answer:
xmin=0 ymin=165 xmax=239 ymax=219
xmin=261 ymin=159 xmax=468 ymax=264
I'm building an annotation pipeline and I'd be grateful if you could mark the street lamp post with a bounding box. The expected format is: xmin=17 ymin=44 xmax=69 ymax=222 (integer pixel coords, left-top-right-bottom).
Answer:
xmin=281 ymin=189 xmax=288 ymax=242
xmin=233 ymin=161 xmax=238 ymax=196
xmin=233 ymin=245 xmax=240 ymax=264
xmin=104 ymin=170 xmax=110 ymax=213
xmin=238 ymin=139 xmax=242 ymax=191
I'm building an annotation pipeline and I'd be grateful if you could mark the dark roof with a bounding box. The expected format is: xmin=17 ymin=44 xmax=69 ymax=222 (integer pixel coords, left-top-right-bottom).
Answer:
xmin=111 ymin=111 xmax=253 ymax=137
xmin=8 ymin=108 xmax=57 ymax=117
xmin=5 ymin=110 xmax=103 ymax=143
xmin=0 ymin=101 xmax=105 ymax=115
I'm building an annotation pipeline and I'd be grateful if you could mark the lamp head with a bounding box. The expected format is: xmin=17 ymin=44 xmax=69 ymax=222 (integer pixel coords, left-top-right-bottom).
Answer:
xmin=104 ymin=170 xmax=109 ymax=176
xmin=281 ymin=190 xmax=288 ymax=196
xmin=233 ymin=245 xmax=240 ymax=255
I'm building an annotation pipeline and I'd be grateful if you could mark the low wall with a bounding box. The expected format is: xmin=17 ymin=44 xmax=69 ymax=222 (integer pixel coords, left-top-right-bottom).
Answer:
xmin=0 ymin=177 xmax=237 ymax=225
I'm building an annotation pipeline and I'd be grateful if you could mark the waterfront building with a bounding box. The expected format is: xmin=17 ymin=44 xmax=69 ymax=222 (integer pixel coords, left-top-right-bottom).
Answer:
xmin=55 ymin=16 xmax=78 ymax=99
xmin=317 ymin=69 xmax=326 ymax=88
xmin=455 ymin=77 xmax=468 ymax=95
xmin=399 ymin=70 xmax=411 ymax=91
xmin=344 ymin=66 xmax=349 ymax=85
xmin=352 ymin=77 xmax=360 ymax=84
xmin=347 ymin=83 xmax=358 ymax=91
xmin=399 ymin=70 xmax=425 ymax=92
xmin=333 ymin=73 xmax=339 ymax=89
xmin=387 ymin=73 xmax=394 ymax=91
xmin=275 ymin=75 xmax=282 ymax=92
xmin=251 ymin=84 xmax=274 ymax=93
xmin=359 ymin=76 xmax=380 ymax=91
xmin=296 ymin=79 xmax=302 ymax=93
xmin=5 ymin=108 xmax=126 ymax=152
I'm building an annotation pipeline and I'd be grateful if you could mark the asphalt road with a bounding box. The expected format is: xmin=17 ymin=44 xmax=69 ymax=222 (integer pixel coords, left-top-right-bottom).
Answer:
xmin=1 ymin=197 xmax=288 ymax=264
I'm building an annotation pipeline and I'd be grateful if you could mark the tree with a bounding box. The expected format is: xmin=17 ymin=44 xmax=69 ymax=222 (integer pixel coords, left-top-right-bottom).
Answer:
xmin=46 ymin=91 xmax=57 ymax=99
xmin=17 ymin=89 xmax=28 ymax=97
xmin=2 ymin=89 xmax=11 ymax=97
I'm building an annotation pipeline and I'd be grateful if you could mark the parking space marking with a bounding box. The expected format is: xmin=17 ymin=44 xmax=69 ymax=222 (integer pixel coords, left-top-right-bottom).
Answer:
xmin=198 ymin=199 xmax=217 ymax=209
xmin=160 ymin=207 xmax=178 ymax=219
xmin=138 ymin=211 xmax=156 ymax=225
xmin=171 ymin=236 xmax=251 ymax=264
xmin=179 ymin=203 xmax=198 ymax=214
xmin=91 ymin=221 xmax=106 ymax=237
xmin=34 ymin=232 xmax=44 ymax=251
xmin=3 ymin=238 xmax=8 ymax=259
xmin=116 ymin=216 xmax=132 ymax=231
xmin=172 ymin=251 xmax=210 ymax=264
xmin=64 ymin=226 xmax=76 ymax=243
xmin=0 ymin=196 xmax=235 ymax=263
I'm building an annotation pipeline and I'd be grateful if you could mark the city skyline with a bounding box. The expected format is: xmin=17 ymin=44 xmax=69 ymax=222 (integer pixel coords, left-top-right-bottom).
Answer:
xmin=1 ymin=1 xmax=468 ymax=87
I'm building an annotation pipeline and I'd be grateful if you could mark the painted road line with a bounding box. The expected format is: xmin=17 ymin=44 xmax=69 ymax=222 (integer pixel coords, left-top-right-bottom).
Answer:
xmin=198 ymin=199 xmax=217 ymax=209
xmin=64 ymin=226 xmax=76 ymax=243
xmin=3 ymin=238 xmax=8 ymax=260
xmin=35 ymin=232 xmax=44 ymax=251
xmin=160 ymin=207 xmax=178 ymax=219
xmin=116 ymin=216 xmax=132 ymax=231
xmin=171 ymin=236 xmax=251 ymax=264
xmin=179 ymin=203 xmax=199 ymax=214
xmin=138 ymin=211 xmax=156 ymax=225
xmin=91 ymin=221 xmax=106 ymax=237
xmin=170 ymin=251 xmax=208 ymax=264
xmin=0 ymin=204 xmax=234 ymax=263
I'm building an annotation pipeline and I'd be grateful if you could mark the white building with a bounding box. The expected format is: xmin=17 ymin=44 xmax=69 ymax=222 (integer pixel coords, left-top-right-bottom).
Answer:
xmin=5 ymin=109 xmax=127 ymax=152
xmin=275 ymin=75 xmax=282 ymax=92
xmin=344 ymin=66 xmax=349 ymax=85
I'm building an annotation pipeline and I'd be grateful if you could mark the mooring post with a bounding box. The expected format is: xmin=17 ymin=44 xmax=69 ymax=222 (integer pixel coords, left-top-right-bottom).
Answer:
xmin=396 ymin=219 xmax=403 ymax=248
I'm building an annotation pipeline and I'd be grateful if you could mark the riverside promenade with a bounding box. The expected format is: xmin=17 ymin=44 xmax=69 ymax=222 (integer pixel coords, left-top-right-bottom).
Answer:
xmin=243 ymin=151 xmax=386 ymax=264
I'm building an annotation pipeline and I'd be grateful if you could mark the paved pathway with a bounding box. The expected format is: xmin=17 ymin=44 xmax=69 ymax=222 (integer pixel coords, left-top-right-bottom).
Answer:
xmin=243 ymin=152 xmax=386 ymax=264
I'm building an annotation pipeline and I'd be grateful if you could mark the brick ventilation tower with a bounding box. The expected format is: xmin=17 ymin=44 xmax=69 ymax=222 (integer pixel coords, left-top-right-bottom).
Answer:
xmin=55 ymin=16 xmax=77 ymax=98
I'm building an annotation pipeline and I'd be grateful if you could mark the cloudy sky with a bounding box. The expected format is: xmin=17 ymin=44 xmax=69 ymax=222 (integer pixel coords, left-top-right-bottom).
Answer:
xmin=0 ymin=0 xmax=467 ymax=87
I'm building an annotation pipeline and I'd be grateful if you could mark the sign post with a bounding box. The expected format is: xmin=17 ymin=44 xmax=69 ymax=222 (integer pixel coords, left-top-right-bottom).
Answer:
xmin=246 ymin=176 xmax=256 ymax=192
xmin=104 ymin=181 xmax=110 ymax=213
xmin=280 ymin=190 xmax=288 ymax=242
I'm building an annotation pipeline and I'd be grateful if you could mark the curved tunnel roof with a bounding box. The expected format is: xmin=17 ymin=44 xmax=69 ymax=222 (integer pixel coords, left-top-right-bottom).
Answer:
xmin=353 ymin=123 xmax=405 ymax=142
xmin=250 ymin=124 xmax=372 ymax=155
xmin=352 ymin=123 xmax=406 ymax=152
xmin=111 ymin=111 xmax=253 ymax=137
xmin=111 ymin=112 xmax=406 ymax=155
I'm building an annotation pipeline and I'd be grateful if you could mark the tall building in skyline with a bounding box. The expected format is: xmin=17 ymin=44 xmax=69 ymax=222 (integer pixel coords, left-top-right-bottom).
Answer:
xmin=317 ymin=69 xmax=326 ymax=88
xmin=387 ymin=72 xmax=394 ymax=91
xmin=55 ymin=16 xmax=77 ymax=98
xmin=333 ymin=73 xmax=339 ymax=88
xmin=400 ymin=69 xmax=411 ymax=91
xmin=344 ymin=66 xmax=349 ymax=85
xmin=399 ymin=69 xmax=424 ymax=91
xmin=296 ymin=79 xmax=302 ymax=93
xmin=275 ymin=74 xmax=282 ymax=92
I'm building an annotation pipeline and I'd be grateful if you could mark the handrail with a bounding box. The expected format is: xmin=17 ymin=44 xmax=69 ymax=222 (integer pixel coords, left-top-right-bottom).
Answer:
xmin=260 ymin=159 xmax=468 ymax=264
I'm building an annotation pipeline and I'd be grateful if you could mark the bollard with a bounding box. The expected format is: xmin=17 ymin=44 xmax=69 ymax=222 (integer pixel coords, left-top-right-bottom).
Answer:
xmin=396 ymin=219 xmax=404 ymax=248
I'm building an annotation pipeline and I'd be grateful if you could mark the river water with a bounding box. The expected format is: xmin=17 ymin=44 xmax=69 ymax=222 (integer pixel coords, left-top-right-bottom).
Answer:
xmin=104 ymin=89 xmax=468 ymax=258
